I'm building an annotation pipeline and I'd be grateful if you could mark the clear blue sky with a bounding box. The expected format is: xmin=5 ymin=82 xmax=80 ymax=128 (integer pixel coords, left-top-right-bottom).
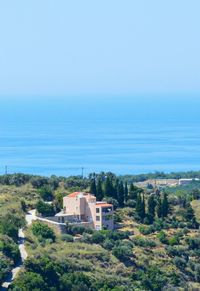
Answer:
xmin=0 ymin=0 xmax=200 ymax=98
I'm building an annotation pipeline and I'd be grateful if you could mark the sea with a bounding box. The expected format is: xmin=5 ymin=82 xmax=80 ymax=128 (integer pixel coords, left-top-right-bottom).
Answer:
xmin=0 ymin=96 xmax=200 ymax=177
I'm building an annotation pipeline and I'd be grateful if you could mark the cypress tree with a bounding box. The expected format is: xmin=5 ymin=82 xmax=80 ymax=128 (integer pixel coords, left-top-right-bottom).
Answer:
xmin=104 ymin=177 xmax=115 ymax=197
xmin=162 ymin=193 xmax=169 ymax=218
xmin=136 ymin=193 xmax=142 ymax=217
xmin=129 ymin=183 xmax=138 ymax=200
xmin=156 ymin=197 xmax=162 ymax=218
xmin=184 ymin=203 xmax=199 ymax=228
xmin=90 ymin=179 xmax=97 ymax=196
xmin=117 ymin=181 xmax=125 ymax=207
xmin=147 ymin=195 xmax=156 ymax=223
xmin=142 ymin=194 xmax=146 ymax=220
xmin=184 ymin=202 xmax=196 ymax=221
xmin=124 ymin=182 xmax=128 ymax=202
xmin=136 ymin=193 xmax=145 ymax=221
xmin=96 ymin=179 xmax=103 ymax=201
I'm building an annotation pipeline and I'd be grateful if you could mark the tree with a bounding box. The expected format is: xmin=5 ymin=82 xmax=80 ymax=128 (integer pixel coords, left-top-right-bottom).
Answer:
xmin=156 ymin=197 xmax=162 ymax=218
xmin=0 ymin=213 xmax=25 ymax=242
xmin=117 ymin=181 xmax=125 ymax=207
xmin=36 ymin=201 xmax=55 ymax=217
xmin=0 ymin=255 xmax=10 ymax=285
xmin=124 ymin=182 xmax=128 ymax=202
xmin=147 ymin=195 xmax=156 ymax=223
xmin=31 ymin=222 xmax=55 ymax=242
xmin=90 ymin=179 xmax=97 ymax=196
xmin=10 ymin=271 xmax=47 ymax=291
xmin=191 ymin=189 xmax=200 ymax=200
xmin=162 ymin=193 xmax=169 ymax=218
xmin=104 ymin=177 xmax=115 ymax=198
xmin=38 ymin=185 xmax=54 ymax=201
xmin=129 ymin=183 xmax=142 ymax=200
xmin=183 ymin=203 xmax=199 ymax=229
xmin=96 ymin=179 xmax=103 ymax=200
xmin=136 ymin=194 xmax=145 ymax=221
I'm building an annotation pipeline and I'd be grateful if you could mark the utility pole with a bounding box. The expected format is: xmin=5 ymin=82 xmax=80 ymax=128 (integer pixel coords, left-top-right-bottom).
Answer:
xmin=5 ymin=165 xmax=8 ymax=175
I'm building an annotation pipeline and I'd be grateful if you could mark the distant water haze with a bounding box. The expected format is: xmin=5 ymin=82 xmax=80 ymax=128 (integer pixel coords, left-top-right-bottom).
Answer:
xmin=0 ymin=96 xmax=200 ymax=176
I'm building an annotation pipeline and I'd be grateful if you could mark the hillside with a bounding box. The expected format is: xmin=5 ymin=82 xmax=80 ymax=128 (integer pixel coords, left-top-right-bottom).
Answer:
xmin=0 ymin=173 xmax=200 ymax=290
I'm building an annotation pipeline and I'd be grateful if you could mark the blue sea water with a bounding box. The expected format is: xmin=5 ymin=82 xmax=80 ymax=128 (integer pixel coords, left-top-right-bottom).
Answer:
xmin=0 ymin=96 xmax=200 ymax=176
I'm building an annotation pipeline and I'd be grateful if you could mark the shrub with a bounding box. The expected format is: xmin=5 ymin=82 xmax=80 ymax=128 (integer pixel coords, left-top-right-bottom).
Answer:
xmin=31 ymin=222 xmax=55 ymax=242
xmin=157 ymin=231 xmax=168 ymax=244
xmin=0 ymin=235 xmax=20 ymax=264
xmin=168 ymin=236 xmax=180 ymax=246
xmin=125 ymin=199 xmax=136 ymax=208
xmin=0 ymin=255 xmax=10 ymax=285
xmin=38 ymin=185 xmax=54 ymax=201
xmin=103 ymin=238 xmax=115 ymax=250
xmin=0 ymin=213 xmax=25 ymax=242
xmin=10 ymin=271 xmax=47 ymax=291
xmin=136 ymin=265 xmax=168 ymax=291
xmin=173 ymin=256 xmax=187 ymax=271
xmin=59 ymin=272 xmax=92 ymax=291
xmin=112 ymin=242 xmax=133 ymax=261
xmin=66 ymin=224 xmax=87 ymax=235
xmin=60 ymin=234 xmax=74 ymax=242
xmin=36 ymin=201 xmax=55 ymax=217
xmin=90 ymin=231 xmax=105 ymax=244
xmin=139 ymin=225 xmax=155 ymax=235
xmin=166 ymin=246 xmax=188 ymax=259
xmin=133 ymin=237 xmax=157 ymax=248
xmin=186 ymin=237 xmax=200 ymax=250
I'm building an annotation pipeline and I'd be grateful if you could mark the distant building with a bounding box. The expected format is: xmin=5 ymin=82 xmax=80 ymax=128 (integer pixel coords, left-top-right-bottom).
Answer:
xmin=179 ymin=178 xmax=200 ymax=185
xmin=62 ymin=192 xmax=114 ymax=230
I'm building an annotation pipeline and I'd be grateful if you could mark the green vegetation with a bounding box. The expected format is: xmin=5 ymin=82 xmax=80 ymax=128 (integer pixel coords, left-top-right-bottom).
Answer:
xmin=0 ymin=172 xmax=200 ymax=290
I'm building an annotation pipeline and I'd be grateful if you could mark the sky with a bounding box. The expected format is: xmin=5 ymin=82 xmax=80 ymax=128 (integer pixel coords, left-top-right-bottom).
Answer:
xmin=0 ymin=1 xmax=200 ymax=98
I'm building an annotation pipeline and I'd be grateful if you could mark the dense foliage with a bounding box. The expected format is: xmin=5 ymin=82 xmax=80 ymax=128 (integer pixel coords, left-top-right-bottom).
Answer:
xmin=0 ymin=171 xmax=200 ymax=290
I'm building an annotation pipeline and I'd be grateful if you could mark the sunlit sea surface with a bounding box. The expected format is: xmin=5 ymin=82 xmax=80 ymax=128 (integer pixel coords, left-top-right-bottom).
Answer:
xmin=0 ymin=97 xmax=200 ymax=176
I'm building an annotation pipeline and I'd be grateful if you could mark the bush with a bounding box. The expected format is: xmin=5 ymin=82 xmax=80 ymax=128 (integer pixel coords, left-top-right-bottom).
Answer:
xmin=60 ymin=234 xmax=74 ymax=242
xmin=139 ymin=225 xmax=155 ymax=235
xmin=136 ymin=265 xmax=168 ymax=291
xmin=0 ymin=255 xmax=11 ymax=285
xmin=31 ymin=222 xmax=55 ymax=242
xmin=112 ymin=242 xmax=133 ymax=261
xmin=168 ymin=236 xmax=180 ymax=246
xmin=66 ymin=224 xmax=88 ymax=235
xmin=10 ymin=271 xmax=47 ymax=291
xmin=157 ymin=231 xmax=168 ymax=244
xmin=133 ymin=237 xmax=157 ymax=248
xmin=125 ymin=199 xmax=136 ymax=208
xmin=0 ymin=235 xmax=20 ymax=264
xmin=90 ymin=231 xmax=106 ymax=244
xmin=186 ymin=237 xmax=200 ymax=250
xmin=0 ymin=213 xmax=25 ymax=242
xmin=173 ymin=257 xmax=187 ymax=271
xmin=36 ymin=201 xmax=55 ymax=217
xmin=59 ymin=272 xmax=92 ymax=291
xmin=38 ymin=185 xmax=54 ymax=201
xmin=103 ymin=238 xmax=115 ymax=250
xmin=166 ymin=246 xmax=188 ymax=259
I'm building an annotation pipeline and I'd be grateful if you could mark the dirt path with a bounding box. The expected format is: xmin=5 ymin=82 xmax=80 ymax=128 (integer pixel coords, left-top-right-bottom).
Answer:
xmin=1 ymin=210 xmax=36 ymax=290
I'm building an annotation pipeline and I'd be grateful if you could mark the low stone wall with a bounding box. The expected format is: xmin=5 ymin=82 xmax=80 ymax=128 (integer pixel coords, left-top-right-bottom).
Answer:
xmin=35 ymin=217 xmax=66 ymax=234
xmin=35 ymin=217 xmax=93 ymax=234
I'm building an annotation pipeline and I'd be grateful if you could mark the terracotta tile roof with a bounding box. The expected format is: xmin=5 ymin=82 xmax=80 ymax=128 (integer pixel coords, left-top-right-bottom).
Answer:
xmin=95 ymin=203 xmax=113 ymax=208
xmin=67 ymin=192 xmax=80 ymax=198
xmin=67 ymin=192 xmax=95 ymax=198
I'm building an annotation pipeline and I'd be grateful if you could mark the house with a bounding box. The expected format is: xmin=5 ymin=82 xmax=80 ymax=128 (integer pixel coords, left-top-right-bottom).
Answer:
xmin=62 ymin=192 xmax=114 ymax=230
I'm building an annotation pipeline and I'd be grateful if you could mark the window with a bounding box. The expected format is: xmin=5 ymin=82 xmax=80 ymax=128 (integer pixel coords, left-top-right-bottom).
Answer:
xmin=96 ymin=208 xmax=100 ymax=213
xmin=96 ymin=216 xmax=100 ymax=221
